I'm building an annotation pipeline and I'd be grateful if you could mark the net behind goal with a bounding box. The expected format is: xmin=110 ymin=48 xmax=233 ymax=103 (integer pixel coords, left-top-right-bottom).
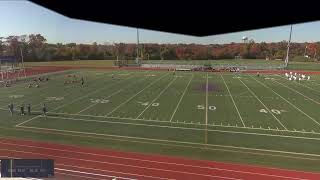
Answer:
xmin=0 ymin=56 xmax=26 ymax=81
xmin=234 ymin=55 xmax=242 ymax=60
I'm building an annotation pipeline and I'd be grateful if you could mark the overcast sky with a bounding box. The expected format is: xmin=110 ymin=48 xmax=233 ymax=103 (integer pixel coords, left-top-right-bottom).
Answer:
xmin=0 ymin=0 xmax=320 ymax=44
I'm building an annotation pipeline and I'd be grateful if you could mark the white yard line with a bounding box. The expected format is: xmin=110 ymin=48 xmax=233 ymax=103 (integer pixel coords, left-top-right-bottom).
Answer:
xmin=15 ymin=125 xmax=320 ymax=159
xmin=1 ymin=128 xmax=320 ymax=163
xmin=0 ymin=70 xmax=75 ymax=96
xmin=20 ymin=115 xmax=320 ymax=142
xmin=205 ymin=73 xmax=208 ymax=126
xmin=77 ymin=103 xmax=100 ymax=114
xmin=15 ymin=108 xmax=320 ymax=136
xmin=276 ymin=74 xmax=320 ymax=94
xmin=251 ymin=76 xmax=320 ymax=128
xmin=15 ymin=115 xmax=40 ymax=127
xmin=53 ymin=72 xmax=137 ymax=112
xmin=77 ymin=89 xmax=122 ymax=114
xmin=308 ymin=80 xmax=320 ymax=87
xmin=24 ymin=110 xmax=166 ymax=123
xmin=136 ymin=77 xmax=177 ymax=119
xmin=105 ymin=73 xmax=169 ymax=117
xmin=238 ymin=78 xmax=288 ymax=130
xmin=207 ymin=123 xmax=320 ymax=135
xmin=38 ymin=116 xmax=205 ymax=131
xmin=75 ymin=71 xmax=143 ymax=114
xmin=237 ymin=91 xmax=250 ymax=96
xmin=1 ymin=84 xmax=55 ymax=109
xmin=205 ymin=73 xmax=209 ymax=144
xmin=0 ymin=71 xmax=87 ymax=108
xmin=273 ymin=80 xmax=320 ymax=105
xmin=169 ymin=74 xmax=193 ymax=122
xmin=221 ymin=74 xmax=245 ymax=127
xmin=14 ymin=71 xmax=140 ymax=127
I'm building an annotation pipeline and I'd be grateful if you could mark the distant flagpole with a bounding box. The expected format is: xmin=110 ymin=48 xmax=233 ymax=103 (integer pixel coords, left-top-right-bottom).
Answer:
xmin=136 ymin=28 xmax=140 ymax=64
xmin=285 ymin=25 xmax=292 ymax=67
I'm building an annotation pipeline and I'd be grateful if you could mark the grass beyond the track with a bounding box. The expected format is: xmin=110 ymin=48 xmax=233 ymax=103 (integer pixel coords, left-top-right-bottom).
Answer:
xmin=1 ymin=69 xmax=320 ymax=172
xmin=24 ymin=60 xmax=115 ymax=67
xmin=24 ymin=59 xmax=320 ymax=71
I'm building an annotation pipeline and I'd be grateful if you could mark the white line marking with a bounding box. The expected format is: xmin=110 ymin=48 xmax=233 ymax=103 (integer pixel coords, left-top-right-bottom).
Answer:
xmin=55 ymin=171 xmax=106 ymax=180
xmin=75 ymin=71 xmax=138 ymax=114
xmin=221 ymin=74 xmax=245 ymax=127
xmin=169 ymin=74 xmax=193 ymax=122
xmin=0 ymin=145 xmax=313 ymax=180
xmin=251 ymin=75 xmax=320 ymax=128
xmin=13 ymin=126 xmax=320 ymax=162
xmin=206 ymin=73 xmax=208 ymax=126
xmin=15 ymin=115 xmax=40 ymax=127
xmin=0 ymin=70 xmax=97 ymax=109
xmin=9 ymin=126 xmax=320 ymax=161
xmin=77 ymin=89 xmax=122 ymax=114
xmin=273 ymin=80 xmax=320 ymax=105
xmin=54 ymin=71 xmax=137 ymax=112
xmin=205 ymin=73 xmax=209 ymax=144
xmin=0 ymin=142 xmax=310 ymax=180
xmin=14 ymin=108 xmax=320 ymax=136
xmin=0 ymin=148 xmax=240 ymax=180
xmin=57 ymin=163 xmax=170 ymax=180
xmin=14 ymin=71 xmax=147 ymax=127
xmin=276 ymin=74 xmax=320 ymax=94
xmin=35 ymin=115 xmax=209 ymax=131
xmin=136 ymin=76 xmax=177 ymax=119
xmin=238 ymin=78 xmax=287 ymax=130
xmin=56 ymin=168 xmax=136 ymax=180
xmin=77 ymin=102 xmax=101 ymax=114
xmin=105 ymin=73 xmax=169 ymax=116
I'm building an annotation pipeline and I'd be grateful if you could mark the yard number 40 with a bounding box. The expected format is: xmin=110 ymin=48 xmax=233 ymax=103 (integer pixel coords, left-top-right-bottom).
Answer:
xmin=139 ymin=102 xmax=160 ymax=107
xmin=197 ymin=105 xmax=216 ymax=111
xmin=259 ymin=108 xmax=281 ymax=115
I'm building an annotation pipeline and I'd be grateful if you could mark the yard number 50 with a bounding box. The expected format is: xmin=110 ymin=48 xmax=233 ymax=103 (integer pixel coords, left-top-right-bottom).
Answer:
xmin=197 ymin=105 xmax=216 ymax=111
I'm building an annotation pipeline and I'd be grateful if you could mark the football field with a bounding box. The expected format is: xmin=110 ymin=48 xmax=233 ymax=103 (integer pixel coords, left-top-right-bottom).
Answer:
xmin=2 ymin=69 xmax=320 ymax=171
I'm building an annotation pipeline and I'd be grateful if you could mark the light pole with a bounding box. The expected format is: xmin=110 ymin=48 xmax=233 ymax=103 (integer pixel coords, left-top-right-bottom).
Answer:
xmin=136 ymin=28 xmax=140 ymax=64
xmin=284 ymin=25 xmax=292 ymax=67
xmin=304 ymin=45 xmax=308 ymax=57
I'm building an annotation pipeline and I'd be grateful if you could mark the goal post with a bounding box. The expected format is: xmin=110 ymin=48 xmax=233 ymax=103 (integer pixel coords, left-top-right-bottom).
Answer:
xmin=234 ymin=55 xmax=242 ymax=60
xmin=0 ymin=55 xmax=26 ymax=81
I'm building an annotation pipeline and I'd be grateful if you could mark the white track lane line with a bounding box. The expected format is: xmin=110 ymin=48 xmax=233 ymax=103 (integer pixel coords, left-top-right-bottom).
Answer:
xmin=0 ymin=146 xmax=310 ymax=180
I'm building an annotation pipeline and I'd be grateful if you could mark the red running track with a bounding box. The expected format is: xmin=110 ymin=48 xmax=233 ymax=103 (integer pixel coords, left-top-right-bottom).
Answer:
xmin=0 ymin=138 xmax=319 ymax=180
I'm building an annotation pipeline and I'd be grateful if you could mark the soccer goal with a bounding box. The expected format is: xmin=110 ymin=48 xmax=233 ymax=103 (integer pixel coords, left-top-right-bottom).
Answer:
xmin=234 ymin=55 xmax=242 ymax=60
xmin=0 ymin=56 xmax=26 ymax=81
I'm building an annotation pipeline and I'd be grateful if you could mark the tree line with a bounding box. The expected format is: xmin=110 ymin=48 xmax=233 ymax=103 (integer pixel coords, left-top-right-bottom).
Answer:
xmin=0 ymin=34 xmax=319 ymax=62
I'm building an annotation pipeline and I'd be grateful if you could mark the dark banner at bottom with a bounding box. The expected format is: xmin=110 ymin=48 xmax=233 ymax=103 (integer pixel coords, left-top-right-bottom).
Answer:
xmin=0 ymin=159 xmax=54 ymax=178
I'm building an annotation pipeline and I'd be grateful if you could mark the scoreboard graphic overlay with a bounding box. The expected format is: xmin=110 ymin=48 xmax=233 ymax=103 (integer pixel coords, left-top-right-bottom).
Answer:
xmin=0 ymin=159 xmax=54 ymax=178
